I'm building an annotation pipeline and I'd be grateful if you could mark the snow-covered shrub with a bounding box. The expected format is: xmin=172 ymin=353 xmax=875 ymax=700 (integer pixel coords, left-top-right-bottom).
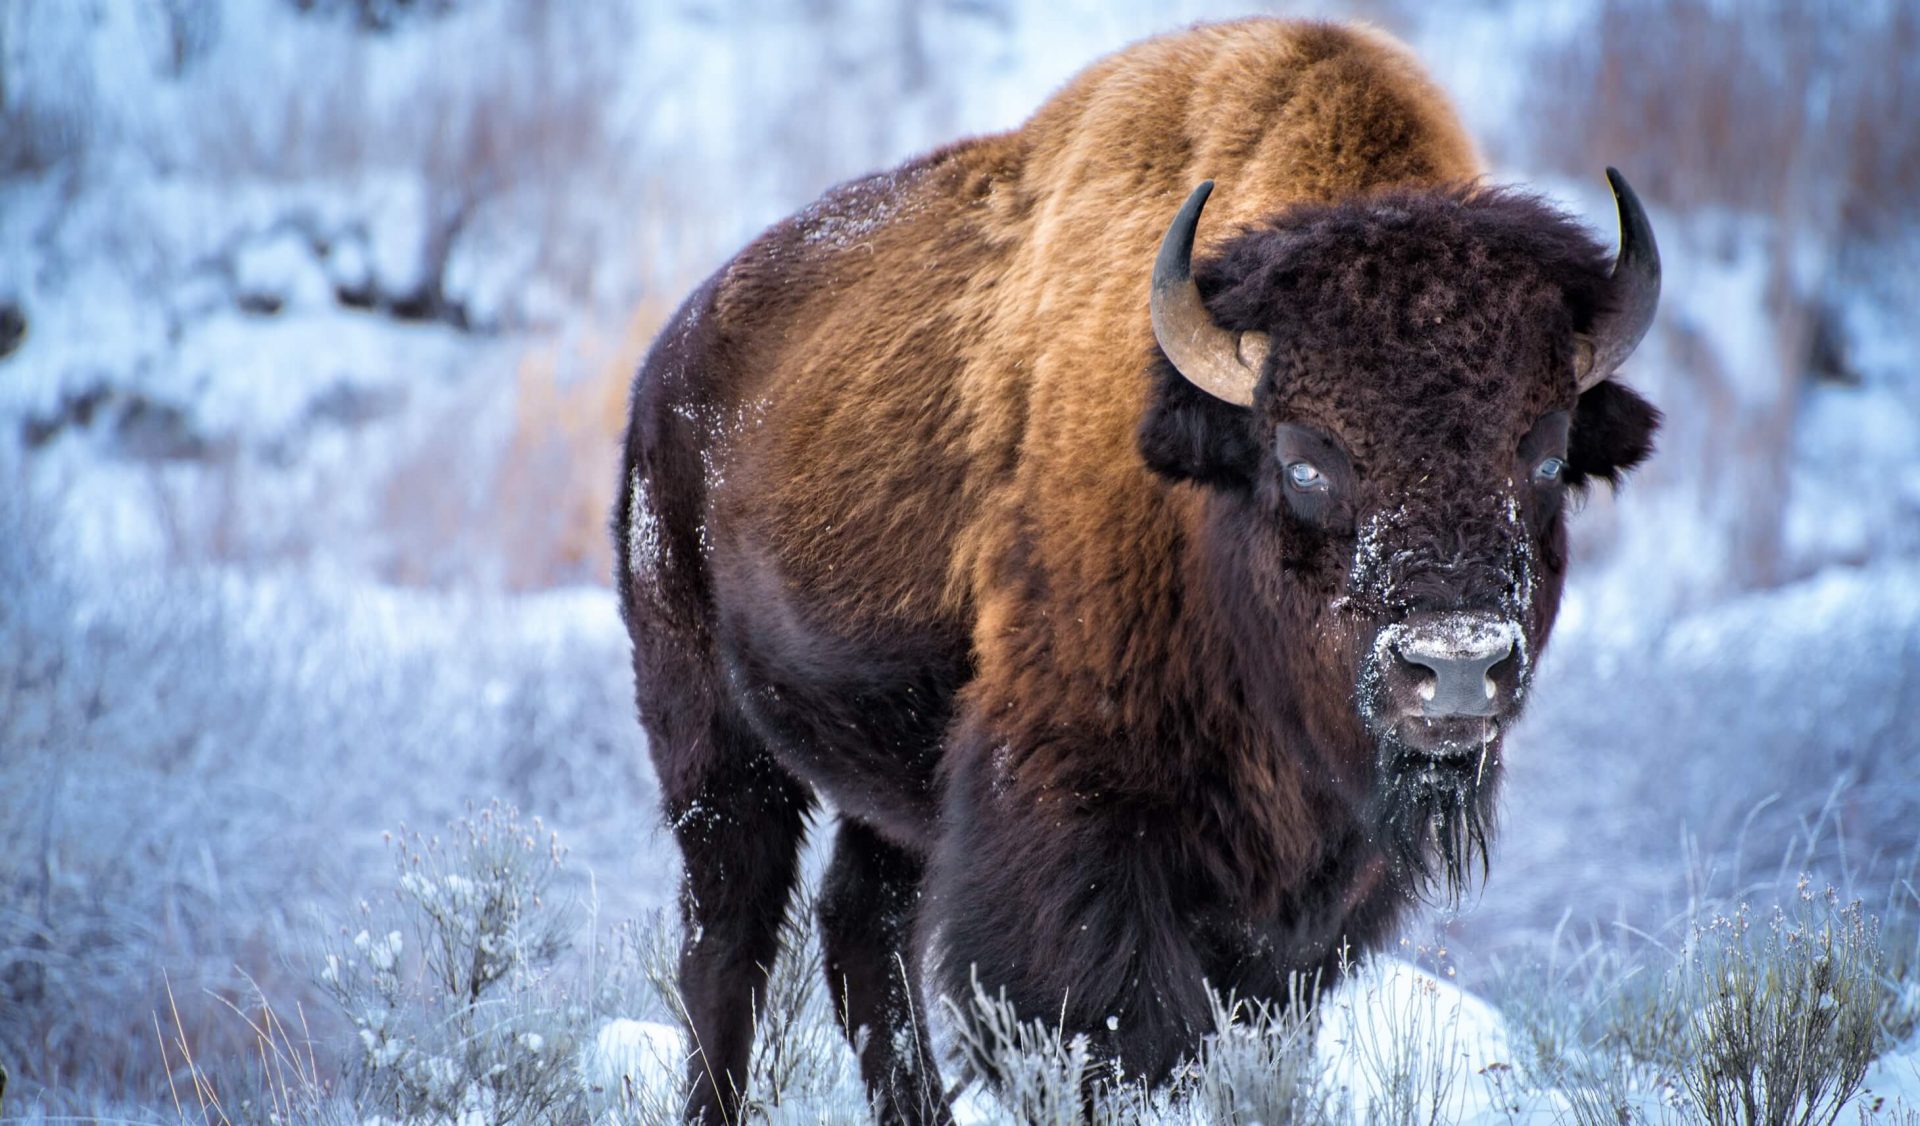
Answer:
xmin=1669 ymin=886 xmax=1884 ymax=1126
xmin=1494 ymin=875 xmax=1905 ymax=1126
xmin=321 ymin=802 xmax=593 ymax=1123
xmin=947 ymin=976 xmax=1108 ymax=1125
xmin=1187 ymin=987 xmax=1335 ymax=1125
xmin=314 ymin=813 xmax=871 ymax=1123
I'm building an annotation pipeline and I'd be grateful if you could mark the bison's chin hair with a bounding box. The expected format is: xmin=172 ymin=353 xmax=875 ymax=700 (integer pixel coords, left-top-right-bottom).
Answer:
xmin=1369 ymin=742 xmax=1500 ymax=908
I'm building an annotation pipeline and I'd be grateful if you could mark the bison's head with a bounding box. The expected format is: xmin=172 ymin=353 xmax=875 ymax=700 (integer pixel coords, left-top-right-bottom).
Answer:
xmin=1140 ymin=174 xmax=1661 ymax=902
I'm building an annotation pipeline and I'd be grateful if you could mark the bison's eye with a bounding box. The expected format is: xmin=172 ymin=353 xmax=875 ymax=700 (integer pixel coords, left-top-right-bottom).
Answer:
xmin=1274 ymin=423 xmax=1353 ymax=532
xmin=1532 ymin=456 xmax=1566 ymax=485
xmin=1287 ymin=461 xmax=1326 ymax=491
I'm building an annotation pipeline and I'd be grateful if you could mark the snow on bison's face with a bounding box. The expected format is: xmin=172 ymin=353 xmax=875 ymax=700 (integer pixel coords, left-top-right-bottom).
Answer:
xmin=1140 ymin=174 xmax=1662 ymax=899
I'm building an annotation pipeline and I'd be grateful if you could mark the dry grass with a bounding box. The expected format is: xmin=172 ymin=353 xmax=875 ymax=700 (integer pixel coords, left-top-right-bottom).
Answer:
xmin=371 ymin=295 xmax=671 ymax=589
xmin=153 ymin=972 xmax=342 ymax=1126
xmin=492 ymin=299 xmax=674 ymax=591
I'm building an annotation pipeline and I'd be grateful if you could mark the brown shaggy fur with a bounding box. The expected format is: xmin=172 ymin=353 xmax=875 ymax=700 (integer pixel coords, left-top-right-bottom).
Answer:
xmin=614 ymin=19 xmax=1659 ymax=1124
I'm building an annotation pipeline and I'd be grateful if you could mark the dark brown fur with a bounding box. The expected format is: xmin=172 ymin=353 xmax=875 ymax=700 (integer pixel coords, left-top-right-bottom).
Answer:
xmin=613 ymin=19 xmax=1658 ymax=1123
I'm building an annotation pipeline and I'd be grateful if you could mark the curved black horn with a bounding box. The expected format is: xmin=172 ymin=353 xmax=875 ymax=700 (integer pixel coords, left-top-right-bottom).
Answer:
xmin=1150 ymin=181 xmax=1267 ymax=407
xmin=1577 ymin=168 xmax=1661 ymax=391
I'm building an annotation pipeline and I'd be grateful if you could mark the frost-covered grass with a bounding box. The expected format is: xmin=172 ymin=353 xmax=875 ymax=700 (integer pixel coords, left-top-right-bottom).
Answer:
xmin=12 ymin=551 xmax=1910 ymax=1124
xmin=2 ymin=518 xmax=1914 ymax=1122
xmin=118 ymin=803 xmax=1920 ymax=1125
xmin=1492 ymin=881 xmax=1917 ymax=1125
xmin=0 ymin=479 xmax=657 ymax=1115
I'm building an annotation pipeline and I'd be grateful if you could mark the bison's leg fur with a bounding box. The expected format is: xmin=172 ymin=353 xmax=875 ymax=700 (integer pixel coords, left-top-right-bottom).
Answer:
xmin=928 ymin=741 xmax=1227 ymax=1103
xmin=665 ymin=718 xmax=813 ymax=1125
xmin=818 ymin=818 xmax=949 ymax=1126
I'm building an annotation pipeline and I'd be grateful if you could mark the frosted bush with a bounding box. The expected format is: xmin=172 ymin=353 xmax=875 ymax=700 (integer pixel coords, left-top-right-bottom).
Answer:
xmin=320 ymin=801 xmax=593 ymax=1123
xmin=1669 ymin=884 xmax=1884 ymax=1126
xmin=1185 ymin=987 xmax=1338 ymax=1126
xmin=948 ymin=976 xmax=1105 ymax=1125
xmin=1494 ymin=875 xmax=1902 ymax=1126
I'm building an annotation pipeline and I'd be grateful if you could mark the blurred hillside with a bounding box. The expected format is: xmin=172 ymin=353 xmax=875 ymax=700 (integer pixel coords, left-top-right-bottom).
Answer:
xmin=2 ymin=0 xmax=1917 ymax=1115
xmin=4 ymin=0 xmax=1917 ymax=594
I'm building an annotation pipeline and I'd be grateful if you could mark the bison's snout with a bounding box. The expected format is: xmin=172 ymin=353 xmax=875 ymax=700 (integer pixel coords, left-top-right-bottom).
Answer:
xmin=1395 ymin=622 xmax=1513 ymax=718
xmin=1369 ymin=612 xmax=1522 ymax=733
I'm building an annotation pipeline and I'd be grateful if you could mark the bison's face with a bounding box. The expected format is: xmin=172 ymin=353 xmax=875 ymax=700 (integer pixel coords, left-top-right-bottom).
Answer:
xmin=1141 ymin=177 xmax=1661 ymax=900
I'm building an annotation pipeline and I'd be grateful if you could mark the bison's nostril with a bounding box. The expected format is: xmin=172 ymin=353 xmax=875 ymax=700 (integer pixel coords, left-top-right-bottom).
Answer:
xmin=1483 ymin=649 xmax=1516 ymax=699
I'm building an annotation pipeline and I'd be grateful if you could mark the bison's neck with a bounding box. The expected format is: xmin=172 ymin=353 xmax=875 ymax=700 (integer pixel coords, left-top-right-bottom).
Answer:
xmin=1170 ymin=496 xmax=1380 ymax=893
xmin=988 ymin=485 xmax=1374 ymax=900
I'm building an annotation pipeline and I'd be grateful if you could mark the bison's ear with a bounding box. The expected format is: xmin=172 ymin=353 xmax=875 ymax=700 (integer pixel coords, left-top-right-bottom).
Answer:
xmin=1565 ymin=378 xmax=1660 ymax=489
xmin=1138 ymin=354 xmax=1261 ymax=488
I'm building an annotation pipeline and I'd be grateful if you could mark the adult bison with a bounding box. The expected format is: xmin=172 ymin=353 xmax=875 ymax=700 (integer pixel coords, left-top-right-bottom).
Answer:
xmin=614 ymin=17 xmax=1660 ymax=1124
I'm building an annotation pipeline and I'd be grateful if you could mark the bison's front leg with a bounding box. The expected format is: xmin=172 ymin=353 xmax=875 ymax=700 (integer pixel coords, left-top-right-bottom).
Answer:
xmin=818 ymin=819 xmax=950 ymax=1125
xmin=927 ymin=744 xmax=1215 ymax=1102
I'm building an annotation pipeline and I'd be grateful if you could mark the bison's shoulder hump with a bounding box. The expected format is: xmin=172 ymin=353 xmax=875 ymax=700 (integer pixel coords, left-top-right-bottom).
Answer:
xmin=1016 ymin=19 xmax=1480 ymax=222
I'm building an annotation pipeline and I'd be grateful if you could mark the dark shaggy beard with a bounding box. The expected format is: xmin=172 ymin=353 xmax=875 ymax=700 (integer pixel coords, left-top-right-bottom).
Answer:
xmin=1368 ymin=739 xmax=1500 ymax=908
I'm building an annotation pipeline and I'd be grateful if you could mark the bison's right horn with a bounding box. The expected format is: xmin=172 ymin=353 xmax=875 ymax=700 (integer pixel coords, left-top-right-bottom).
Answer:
xmin=1151 ymin=181 xmax=1267 ymax=408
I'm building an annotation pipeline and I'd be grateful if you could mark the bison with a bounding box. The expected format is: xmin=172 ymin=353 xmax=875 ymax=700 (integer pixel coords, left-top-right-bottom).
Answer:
xmin=614 ymin=17 xmax=1661 ymax=1124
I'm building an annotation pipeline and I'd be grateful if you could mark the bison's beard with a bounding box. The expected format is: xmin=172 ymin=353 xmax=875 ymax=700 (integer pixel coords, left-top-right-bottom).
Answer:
xmin=1368 ymin=737 xmax=1501 ymax=907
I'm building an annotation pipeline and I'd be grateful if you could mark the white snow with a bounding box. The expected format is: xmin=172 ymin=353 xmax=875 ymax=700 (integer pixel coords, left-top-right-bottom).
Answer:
xmin=1378 ymin=614 xmax=1522 ymax=664
xmin=1316 ymin=958 xmax=1536 ymax=1125
xmin=1847 ymin=1038 xmax=1920 ymax=1120
xmin=587 ymin=1014 xmax=695 ymax=1091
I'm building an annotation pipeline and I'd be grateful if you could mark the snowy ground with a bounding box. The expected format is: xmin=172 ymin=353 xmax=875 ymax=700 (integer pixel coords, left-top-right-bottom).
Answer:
xmin=580 ymin=960 xmax=1920 ymax=1123
xmin=3 ymin=0 xmax=1917 ymax=1117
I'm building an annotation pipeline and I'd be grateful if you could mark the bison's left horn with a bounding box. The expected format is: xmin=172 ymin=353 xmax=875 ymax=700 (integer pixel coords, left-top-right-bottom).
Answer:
xmin=1576 ymin=168 xmax=1662 ymax=393
xmin=1151 ymin=181 xmax=1267 ymax=407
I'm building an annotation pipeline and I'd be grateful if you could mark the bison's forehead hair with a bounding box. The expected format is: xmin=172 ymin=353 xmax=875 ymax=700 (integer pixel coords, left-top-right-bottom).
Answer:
xmin=1196 ymin=186 xmax=1619 ymax=452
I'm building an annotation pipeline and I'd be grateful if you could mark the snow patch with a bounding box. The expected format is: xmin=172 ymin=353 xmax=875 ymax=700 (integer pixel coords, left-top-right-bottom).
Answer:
xmin=1317 ymin=958 xmax=1527 ymax=1124
xmin=233 ymin=228 xmax=336 ymax=312
xmin=583 ymin=1019 xmax=685 ymax=1099
xmin=626 ymin=467 xmax=666 ymax=593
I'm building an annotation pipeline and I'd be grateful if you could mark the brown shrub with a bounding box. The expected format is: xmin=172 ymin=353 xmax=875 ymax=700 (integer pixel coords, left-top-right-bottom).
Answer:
xmin=491 ymin=299 xmax=671 ymax=590
xmin=1518 ymin=0 xmax=1920 ymax=591
xmin=1526 ymin=0 xmax=1920 ymax=245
